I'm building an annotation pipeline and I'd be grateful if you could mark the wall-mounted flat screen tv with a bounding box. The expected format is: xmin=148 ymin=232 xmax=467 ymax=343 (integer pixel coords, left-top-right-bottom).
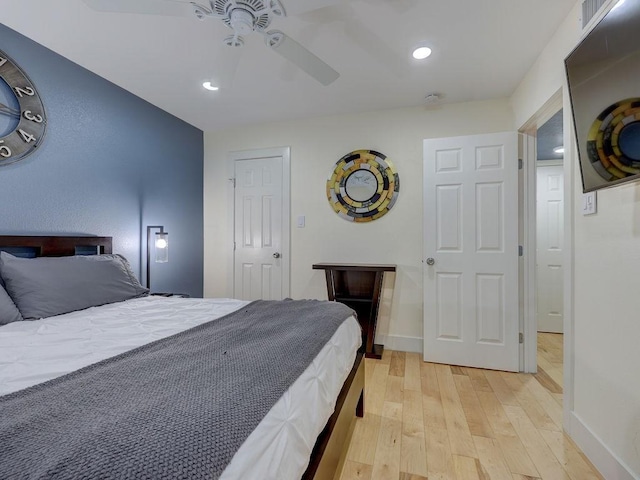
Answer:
xmin=566 ymin=0 xmax=640 ymax=192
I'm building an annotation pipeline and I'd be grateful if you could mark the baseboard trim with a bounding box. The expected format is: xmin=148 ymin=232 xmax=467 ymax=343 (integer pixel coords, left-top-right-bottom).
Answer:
xmin=374 ymin=334 xmax=422 ymax=354
xmin=569 ymin=411 xmax=639 ymax=480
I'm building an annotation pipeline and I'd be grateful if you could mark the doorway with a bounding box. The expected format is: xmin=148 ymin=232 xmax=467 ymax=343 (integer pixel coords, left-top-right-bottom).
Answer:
xmin=536 ymin=110 xmax=565 ymax=334
xmin=520 ymin=90 xmax=573 ymax=394
xmin=535 ymin=110 xmax=565 ymax=391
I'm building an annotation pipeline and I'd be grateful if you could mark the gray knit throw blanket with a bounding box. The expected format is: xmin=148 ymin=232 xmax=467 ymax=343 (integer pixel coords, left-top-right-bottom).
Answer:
xmin=0 ymin=299 xmax=355 ymax=479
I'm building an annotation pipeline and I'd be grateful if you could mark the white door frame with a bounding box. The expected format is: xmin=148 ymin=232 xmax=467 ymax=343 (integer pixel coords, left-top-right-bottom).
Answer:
xmin=226 ymin=146 xmax=291 ymax=299
xmin=520 ymin=88 xmax=575 ymax=429
xmin=521 ymin=91 xmax=563 ymax=372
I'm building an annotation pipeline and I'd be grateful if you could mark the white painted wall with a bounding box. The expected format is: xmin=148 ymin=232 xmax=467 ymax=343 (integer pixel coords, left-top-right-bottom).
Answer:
xmin=204 ymin=99 xmax=514 ymax=352
xmin=512 ymin=1 xmax=640 ymax=478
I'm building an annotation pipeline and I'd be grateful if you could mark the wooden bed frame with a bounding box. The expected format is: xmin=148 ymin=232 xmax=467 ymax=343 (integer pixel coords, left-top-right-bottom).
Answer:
xmin=0 ymin=234 xmax=364 ymax=480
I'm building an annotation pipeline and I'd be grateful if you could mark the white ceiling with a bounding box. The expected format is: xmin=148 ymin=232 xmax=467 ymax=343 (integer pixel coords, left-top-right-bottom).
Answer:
xmin=0 ymin=0 xmax=576 ymax=132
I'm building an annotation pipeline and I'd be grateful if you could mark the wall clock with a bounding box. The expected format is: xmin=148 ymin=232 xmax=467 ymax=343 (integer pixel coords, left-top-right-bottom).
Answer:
xmin=0 ymin=49 xmax=46 ymax=167
xmin=587 ymin=97 xmax=640 ymax=180
xmin=326 ymin=149 xmax=400 ymax=222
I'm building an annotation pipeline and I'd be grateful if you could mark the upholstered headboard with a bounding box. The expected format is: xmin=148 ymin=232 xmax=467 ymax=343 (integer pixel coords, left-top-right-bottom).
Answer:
xmin=0 ymin=236 xmax=112 ymax=258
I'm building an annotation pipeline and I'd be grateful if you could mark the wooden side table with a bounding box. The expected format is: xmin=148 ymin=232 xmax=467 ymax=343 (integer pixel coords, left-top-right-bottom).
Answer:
xmin=313 ymin=263 xmax=396 ymax=359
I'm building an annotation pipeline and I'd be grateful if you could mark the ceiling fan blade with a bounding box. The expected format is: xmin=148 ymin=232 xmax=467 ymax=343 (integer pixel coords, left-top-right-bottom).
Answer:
xmin=82 ymin=0 xmax=192 ymax=16
xmin=343 ymin=14 xmax=409 ymax=78
xmin=360 ymin=0 xmax=418 ymax=14
xmin=283 ymin=0 xmax=344 ymax=16
xmin=208 ymin=44 xmax=244 ymax=90
xmin=266 ymin=31 xmax=339 ymax=86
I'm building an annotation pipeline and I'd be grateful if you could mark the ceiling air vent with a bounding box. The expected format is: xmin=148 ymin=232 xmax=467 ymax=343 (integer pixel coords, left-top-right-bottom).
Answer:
xmin=582 ymin=0 xmax=607 ymax=28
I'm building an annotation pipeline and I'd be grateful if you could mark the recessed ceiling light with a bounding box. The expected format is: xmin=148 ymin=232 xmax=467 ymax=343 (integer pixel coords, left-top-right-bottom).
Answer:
xmin=202 ymin=81 xmax=219 ymax=91
xmin=412 ymin=46 xmax=432 ymax=60
xmin=553 ymin=146 xmax=564 ymax=154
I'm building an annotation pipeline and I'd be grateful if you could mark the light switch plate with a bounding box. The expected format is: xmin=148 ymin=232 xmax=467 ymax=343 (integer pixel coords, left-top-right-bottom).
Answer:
xmin=297 ymin=215 xmax=305 ymax=228
xmin=582 ymin=191 xmax=597 ymax=215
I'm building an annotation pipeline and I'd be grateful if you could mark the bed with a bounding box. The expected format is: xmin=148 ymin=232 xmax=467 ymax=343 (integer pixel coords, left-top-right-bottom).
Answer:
xmin=0 ymin=235 xmax=364 ymax=480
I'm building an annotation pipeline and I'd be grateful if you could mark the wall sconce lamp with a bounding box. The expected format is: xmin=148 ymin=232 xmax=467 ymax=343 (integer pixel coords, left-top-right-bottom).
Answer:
xmin=146 ymin=225 xmax=168 ymax=290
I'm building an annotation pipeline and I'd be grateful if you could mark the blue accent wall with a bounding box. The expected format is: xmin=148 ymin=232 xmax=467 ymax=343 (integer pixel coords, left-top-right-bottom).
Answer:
xmin=0 ymin=24 xmax=204 ymax=297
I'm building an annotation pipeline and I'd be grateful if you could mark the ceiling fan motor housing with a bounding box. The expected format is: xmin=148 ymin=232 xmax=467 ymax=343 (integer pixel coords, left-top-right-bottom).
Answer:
xmin=210 ymin=0 xmax=286 ymax=33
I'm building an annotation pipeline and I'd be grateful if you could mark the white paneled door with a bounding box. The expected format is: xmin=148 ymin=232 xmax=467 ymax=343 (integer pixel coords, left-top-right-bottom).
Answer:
xmin=233 ymin=150 xmax=289 ymax=301
xmin=536 ymin=163 xmax=564 ymax=333
xmin=423 ymin=132 xmax=519 ymax=371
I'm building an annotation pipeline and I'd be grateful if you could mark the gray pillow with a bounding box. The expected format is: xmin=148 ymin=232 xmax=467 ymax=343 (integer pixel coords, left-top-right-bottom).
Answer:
xmin=0 ymin=252 xmax=149 ymax=320
xmin=0 ymin=283 xmax=23 ymax=325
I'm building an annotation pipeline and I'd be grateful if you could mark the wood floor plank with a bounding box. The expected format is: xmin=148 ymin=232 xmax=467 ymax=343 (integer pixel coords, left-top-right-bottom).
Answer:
xmin=512 ymin=475 xmax=541 ymax=480
xmin=346 ymin=414 xmax=381 ymax=465
xmin=453 ymin=454 xmax=483 ymax=480
xmin=539 ymin=429 xmax=605 ymax=480
xmin=367 ymin=363 xmax=390 ymax=416
xmin=476 ymin=390 xmax=540 ymax=477
xmin=370 ymin=402 xmax=403 ymax=480
xmin=400 ymin=389 xmax=428 ymax=477
xmin=340 ymin=460 xmax=373 ymax=480
xmin=538 ymin=333 xmax=563 ymax=363
xmin=533 ymin=367 xmax=563 ymax=394
xmin=503 ymin=404 xmax=571 ymax=479
xmin=517 ymin=373 xmax=563 ymax=429
xmin=483 ymin=370 xmax=519 ymax=406
xmin=421 ymin=362 xmax=447 ymax=430
xmin=379 ymin=348 xmax=392 ymax=365
xmin=425 ymin=427 xmax=457 ymax=480
xmin=435 ymin=363 xmax=477 ymax=457
xmin=464 ymin=367 xmax=494 ymax=393
xmin=389 ymin=350 xmax=406 ymax=377
xmin=399 ymin=473 xmax=429 ymax=480
xmin=473 ymin=435 xmax=513 ymax=480
xmin=404 ymin=352 xmax=422 ymax=392
xmin=499 ymin=372 xmax=559 ymax=432
xmin=537 ymin=333 xmax=564 ymax=389
xmin=385 ymin=373 xmax=405 ymax=404
xmin=454 ymin=374 xmax=494 ymax=438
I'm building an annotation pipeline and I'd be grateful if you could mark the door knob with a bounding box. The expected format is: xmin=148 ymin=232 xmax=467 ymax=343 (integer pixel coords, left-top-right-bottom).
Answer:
xmin=273 ymin=252 xmax=281 ymax=258
xmin=426 ymin=257 xmax=435 ymax=265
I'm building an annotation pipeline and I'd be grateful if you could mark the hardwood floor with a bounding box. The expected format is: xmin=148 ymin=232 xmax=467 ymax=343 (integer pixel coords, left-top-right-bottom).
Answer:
xmin=339 ymin=334 xmax=602 ymax=480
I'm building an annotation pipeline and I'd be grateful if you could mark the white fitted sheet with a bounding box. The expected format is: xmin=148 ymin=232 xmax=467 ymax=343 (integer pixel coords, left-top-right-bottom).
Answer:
xmin=0 ymin=296 xmax=361 ymax=480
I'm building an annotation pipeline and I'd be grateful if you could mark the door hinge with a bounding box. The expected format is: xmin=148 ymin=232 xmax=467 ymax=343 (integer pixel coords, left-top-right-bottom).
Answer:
xmin=519 ymin=245 xmax=523 ymax=256
xmin=518 ymin=158 xmax=523 ymax=170
xmin=519 ymin=333 xmax=524 ymax=344
xmin=233 ymin=241 xmax=236 ymax=251
xmin=229 ymin=177 xmax=236 ymax=187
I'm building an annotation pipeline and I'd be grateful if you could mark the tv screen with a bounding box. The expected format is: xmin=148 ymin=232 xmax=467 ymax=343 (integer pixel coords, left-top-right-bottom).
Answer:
xmin=565 ymin=0 xmax=640 ymax=192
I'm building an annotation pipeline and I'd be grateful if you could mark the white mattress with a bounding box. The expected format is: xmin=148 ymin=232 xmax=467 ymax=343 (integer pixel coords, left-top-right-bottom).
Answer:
xmin=0 ymin=296 xmax=361 ymax=480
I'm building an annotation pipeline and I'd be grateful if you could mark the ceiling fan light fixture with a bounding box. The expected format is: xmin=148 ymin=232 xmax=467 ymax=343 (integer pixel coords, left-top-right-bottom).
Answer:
xmin=424 ymin=93 xmax=441 ymax=104
xmin=229 ymin=8 xmax=256 ymax=35
xmin=412 ymin=45 xmax=432 ymax=60
xmin=202 ymin=81 xmax=219 ymax=91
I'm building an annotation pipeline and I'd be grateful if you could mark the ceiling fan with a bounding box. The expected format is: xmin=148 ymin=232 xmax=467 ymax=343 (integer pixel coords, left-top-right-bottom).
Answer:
xmin=82 ymin=0 xmax=341 ymax=86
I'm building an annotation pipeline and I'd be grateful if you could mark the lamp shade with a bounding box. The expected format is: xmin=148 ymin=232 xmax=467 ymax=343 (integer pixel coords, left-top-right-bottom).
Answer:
xmin=155 ymin=232 xmax=168 ymax=263
xmin=146 ymin=225 xmax=169 ymax=290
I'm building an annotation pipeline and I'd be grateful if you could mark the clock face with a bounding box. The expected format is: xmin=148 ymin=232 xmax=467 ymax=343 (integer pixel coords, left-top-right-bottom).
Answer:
xmin=0 ymin=50 xmax=46 ymax=167
xmin=327 ymin=149 xmax=400 ymax=222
